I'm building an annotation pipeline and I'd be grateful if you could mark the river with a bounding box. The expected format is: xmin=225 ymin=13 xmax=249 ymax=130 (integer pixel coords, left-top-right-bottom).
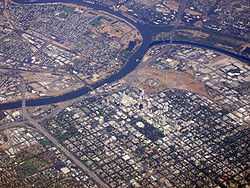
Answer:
xmin=0 ymin=0 xmax=249 ymax=110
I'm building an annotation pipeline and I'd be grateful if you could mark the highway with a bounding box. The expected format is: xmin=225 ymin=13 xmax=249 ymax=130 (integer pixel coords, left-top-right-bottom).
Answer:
xmin=1 ymin=1 xmax=250 ymax=187
xmin=23 ymin=112 xmax=110 ymax=188
xmin=20 ymin=77 xmax=110 ymax=187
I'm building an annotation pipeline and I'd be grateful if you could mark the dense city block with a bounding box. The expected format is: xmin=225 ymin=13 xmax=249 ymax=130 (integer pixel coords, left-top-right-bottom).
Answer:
xmin=0 ymin=0 xmax=249 ymax=187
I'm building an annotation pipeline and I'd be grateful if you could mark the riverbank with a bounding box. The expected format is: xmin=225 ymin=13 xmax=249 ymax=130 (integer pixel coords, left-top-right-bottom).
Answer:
xmin=0 ymin=0 xmax=249 ymax=110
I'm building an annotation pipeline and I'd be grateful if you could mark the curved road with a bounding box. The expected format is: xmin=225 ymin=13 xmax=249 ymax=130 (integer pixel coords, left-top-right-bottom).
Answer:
xmin=0 ymin=0 xmax=250 ymax=110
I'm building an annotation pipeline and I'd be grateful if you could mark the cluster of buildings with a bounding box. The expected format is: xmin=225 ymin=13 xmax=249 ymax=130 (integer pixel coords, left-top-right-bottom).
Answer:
xmin=0 ymin=1 xmax=248 ymax=188
xmin=0 ymin=127 xmax=99 ymax=187
xmin=36 ymin=43 xmax=249 ymax=187
xmin=0 ymin=109 xmax=22 ymax=125
xmin=91 ymin=0 xmax=250 ymax=40
xmin=190 ymin=0 xmax=250 ymax=40
xmin=9 ymin=3 xmax=137 ymax=77
xmin=93 ymin=0 xmax=179 ymax=25
xmin=41 ymin=73 xmax=248 ymax=188
xmin=0 ymin=72 xmax=22 ymax=103
xmin=149 ymin=45 xmax=250 ymax=112
xmin=0 ymin=2 xmax=139 ymax=103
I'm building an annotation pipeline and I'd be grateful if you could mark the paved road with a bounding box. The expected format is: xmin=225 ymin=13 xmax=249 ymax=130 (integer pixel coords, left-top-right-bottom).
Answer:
xmin=0 ymin=121 xmax=28 ymax=131
xmin=19 ymin=80 xmax=109 ymax=188
xmin=22 ymin=107 xmax=110 ymax=188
